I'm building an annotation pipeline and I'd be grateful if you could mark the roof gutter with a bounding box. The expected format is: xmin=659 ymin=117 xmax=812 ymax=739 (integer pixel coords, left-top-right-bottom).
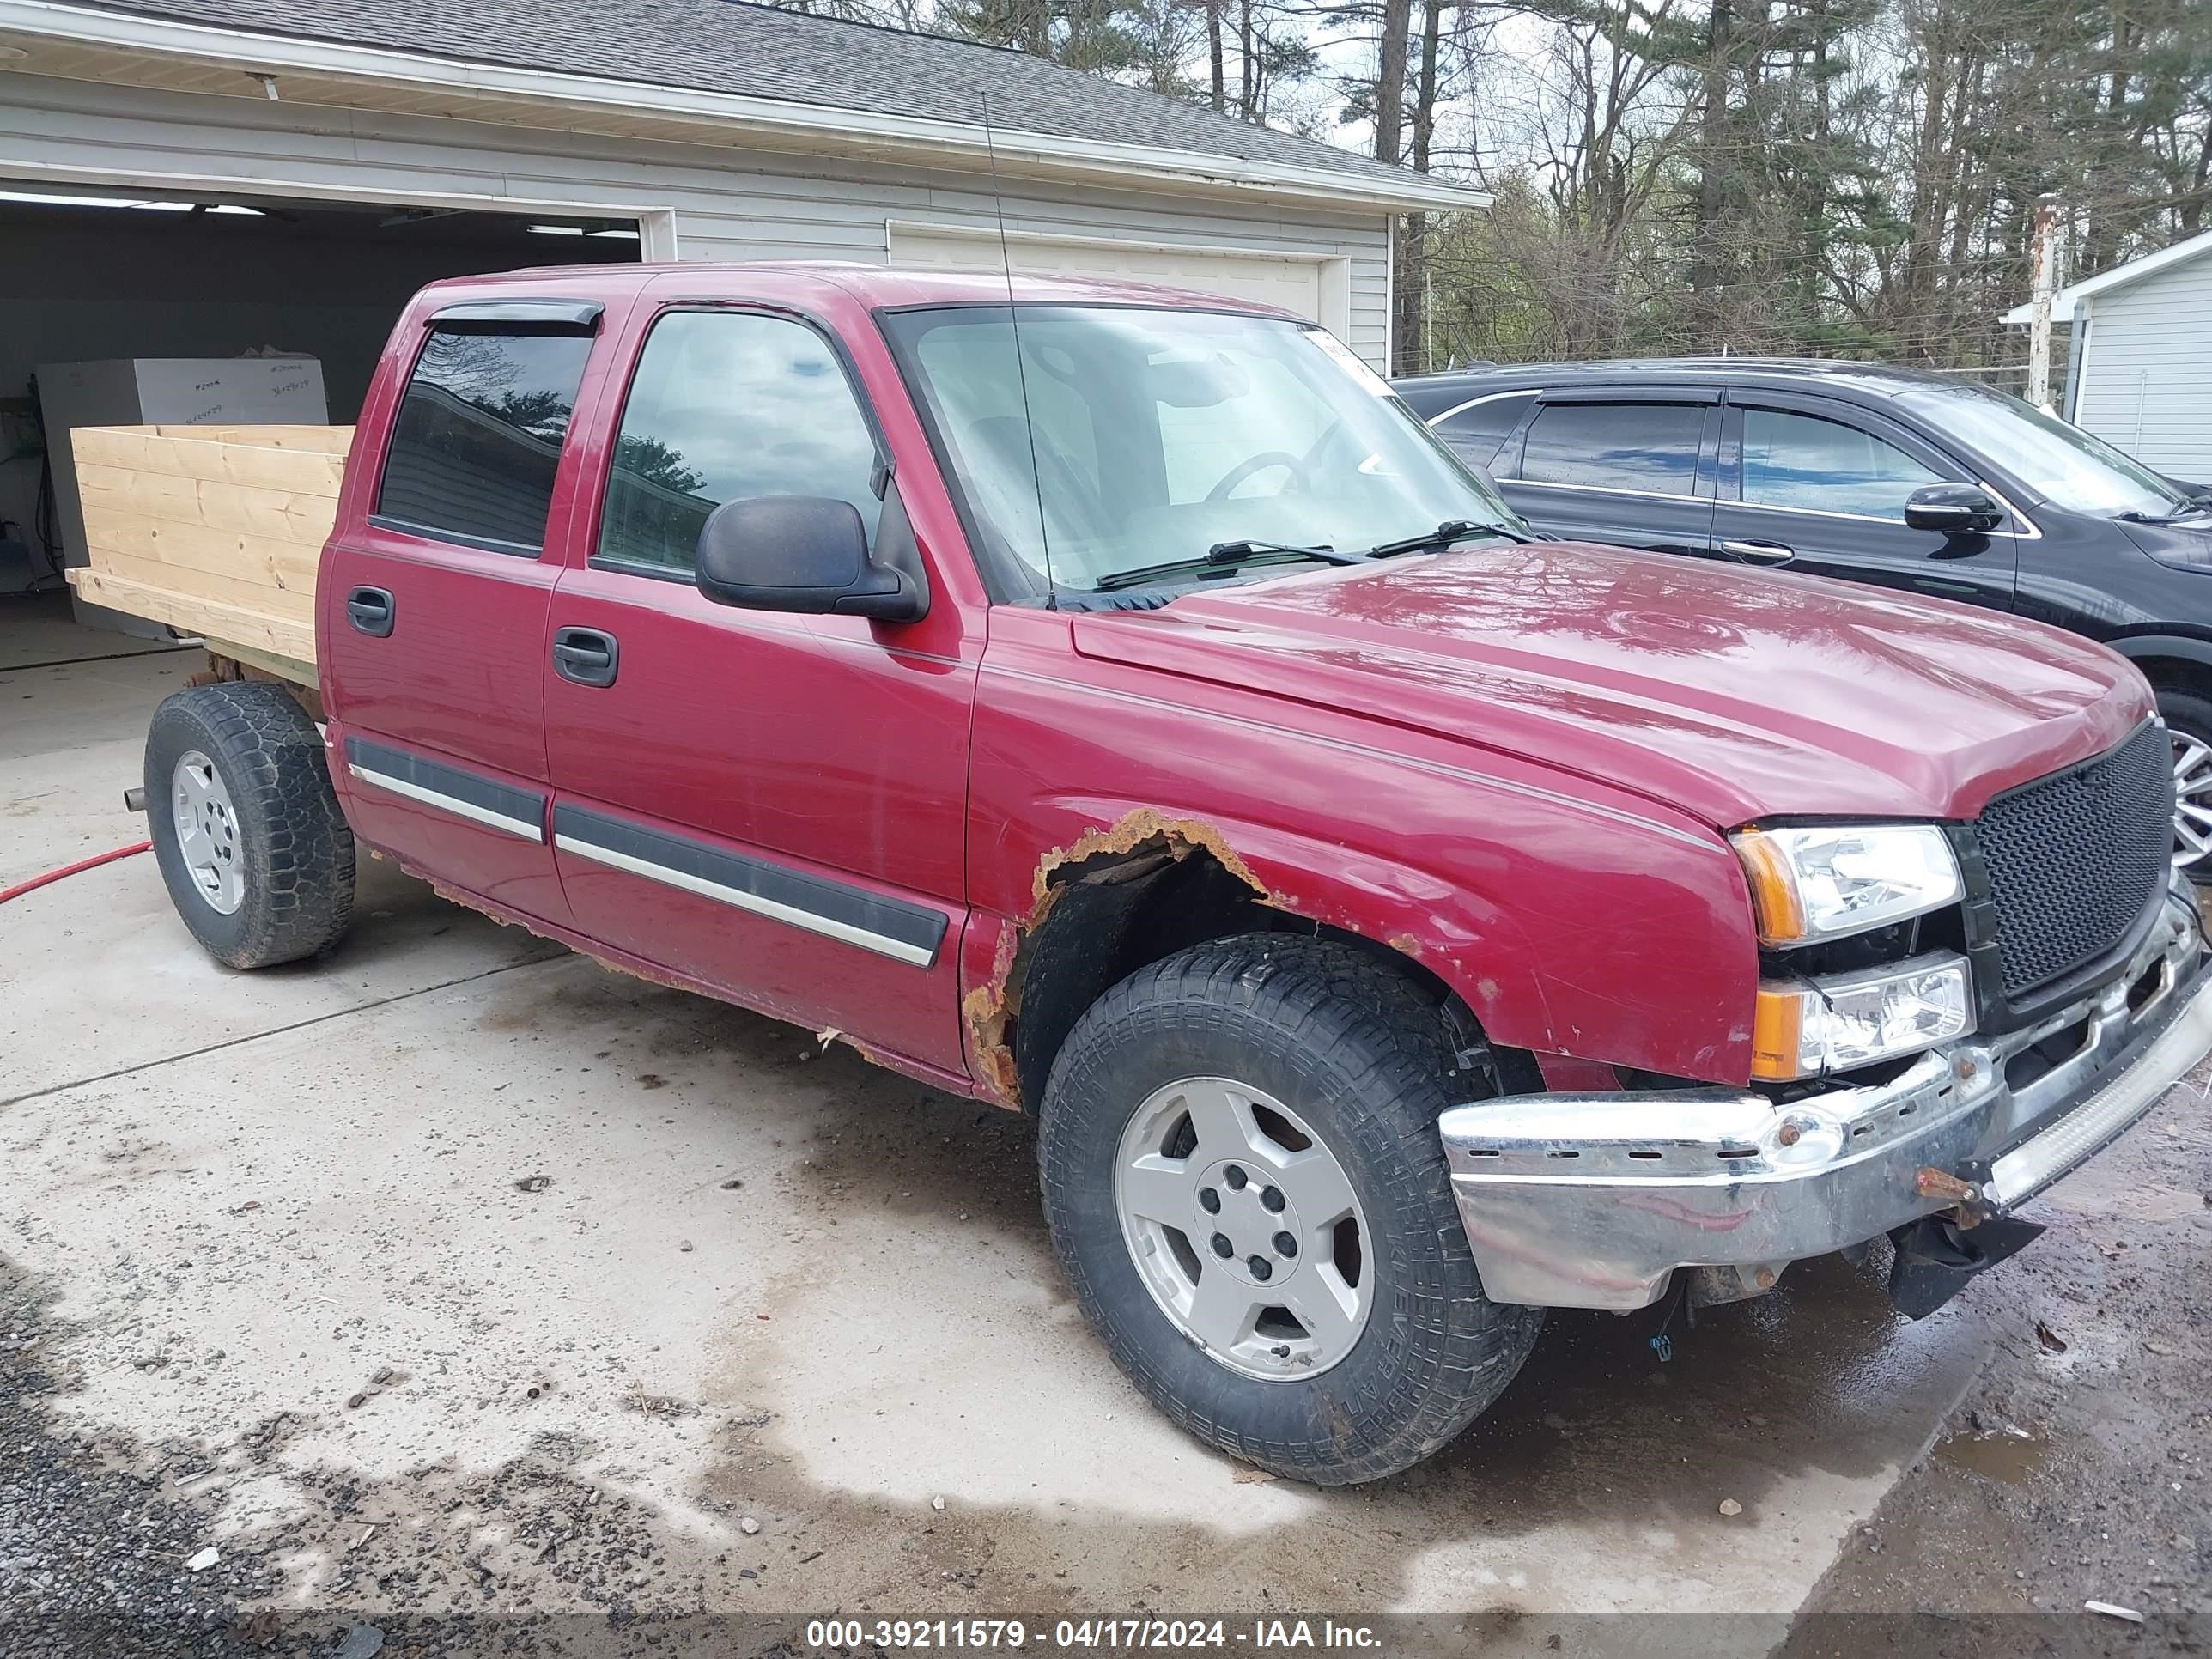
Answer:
xmin=0 ymin=0 xmax=1490 ymax=214
xmin=2001 ymin=226 xmax=2212 ymax=326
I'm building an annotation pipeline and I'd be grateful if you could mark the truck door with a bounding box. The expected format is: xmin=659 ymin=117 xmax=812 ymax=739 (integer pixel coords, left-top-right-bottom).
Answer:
xmin=543 ymin=301 xmax=977 ymax=1075
xmin=322 ymin=300 xmax=617 ymax=927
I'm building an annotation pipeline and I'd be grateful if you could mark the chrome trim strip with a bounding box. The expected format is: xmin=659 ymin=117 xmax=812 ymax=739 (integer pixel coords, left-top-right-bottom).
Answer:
xmin=1425 ymin=387 xmax=1543 ymax=427
xmin=552 ymin=833 xmax=938 ymax=968
xmin=347 ymin=763 xmax=544 ymax=842
xmin=1723 ymin=492 xmax=2041 ymax=539
xmin=1499 ymin=476 xmax=1702 ymax=504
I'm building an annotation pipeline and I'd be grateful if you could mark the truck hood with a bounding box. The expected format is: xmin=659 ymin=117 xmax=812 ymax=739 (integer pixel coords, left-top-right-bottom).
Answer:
xmin=1071 ymin=543 xmax=2151 ymax=828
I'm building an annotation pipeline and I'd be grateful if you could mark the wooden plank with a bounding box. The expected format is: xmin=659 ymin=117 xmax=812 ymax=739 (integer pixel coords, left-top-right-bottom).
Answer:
xmin=76 ymin=463 xmax=338 ymax=547
xmin=68 ymin=425 xmax=350 ymax=668
xmin=82 ymin=506 xmax=320 ymax=596
xmin=67 ymin=568 xmax=314 ymax=664
xmin=145 ymin=423 xmax=356 ymax=457
xmin=71 ymin=428 xmax=349 ymax=497
xmin=84 ymin=546 xmax=315 ymax=625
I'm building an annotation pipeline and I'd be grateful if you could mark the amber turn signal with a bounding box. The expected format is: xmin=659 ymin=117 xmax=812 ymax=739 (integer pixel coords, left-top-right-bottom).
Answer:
xmin=1733 ymin=828 xmax=1808 ymax=945
xmin=1748 ymin=987 xmax=1808 ymax=1080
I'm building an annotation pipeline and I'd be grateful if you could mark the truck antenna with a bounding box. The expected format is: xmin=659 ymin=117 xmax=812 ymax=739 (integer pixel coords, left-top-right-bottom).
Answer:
xmin=979 ymin=92 xmax=1059 ymax=608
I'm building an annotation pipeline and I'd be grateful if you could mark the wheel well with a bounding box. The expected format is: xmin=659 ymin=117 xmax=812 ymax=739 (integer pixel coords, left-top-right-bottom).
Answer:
xmin=981 ymin=832 xmax=1508 ymax=1112
xmin=2131 ymin=653 xmax=2212 ymax=708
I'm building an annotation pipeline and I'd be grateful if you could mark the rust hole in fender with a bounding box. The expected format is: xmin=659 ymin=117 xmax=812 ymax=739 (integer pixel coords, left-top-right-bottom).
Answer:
xmin=961 ymin=809 xmax=1277 ymax=1112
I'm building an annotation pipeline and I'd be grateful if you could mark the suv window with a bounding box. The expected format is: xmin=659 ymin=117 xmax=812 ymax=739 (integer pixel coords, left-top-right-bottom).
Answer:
xmin=1740 ymin=407 xmax=1942 ymax=520
xmin=1519 ymin=401 xmax=1705 ymax=496
xmin=1435 ymin=392 xmax=1536 ymax=466
xmin=376 ymin=325 xmax=594 ymax=553
xmin=598 ymin=311 xmax=882 ymax=573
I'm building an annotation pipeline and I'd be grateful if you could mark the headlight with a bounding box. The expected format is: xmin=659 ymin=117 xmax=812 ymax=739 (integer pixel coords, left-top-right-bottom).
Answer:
xmin=1750 ymin=953 xmax=1973 ymax=1080
xmin=1732 ymin=823 xmax=1961 ymax=945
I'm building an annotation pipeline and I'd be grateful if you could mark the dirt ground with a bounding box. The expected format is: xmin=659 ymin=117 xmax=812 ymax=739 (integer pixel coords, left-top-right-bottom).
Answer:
xmin=3 ymin=619 xmax=2207 ymax=1659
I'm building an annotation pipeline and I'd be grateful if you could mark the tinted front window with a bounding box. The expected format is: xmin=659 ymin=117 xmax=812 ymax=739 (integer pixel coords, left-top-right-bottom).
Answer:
xmin=1740 ymin=408 xmax=1942 ymax=520
xmin=1436 ymin=392 xmax=1535 ymax=467
xmin=377 ymin=326 xmax=593 ymax=551
xmin=599 ymin=311 xmax=883 ymax=573
xmin=1520 ymin=402 xmax=1705 ymax=495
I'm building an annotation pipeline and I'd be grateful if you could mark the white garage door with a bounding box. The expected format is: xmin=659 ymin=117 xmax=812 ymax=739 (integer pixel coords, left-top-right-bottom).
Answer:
xmin=890 ymin=226 xmax=1324 ymax=325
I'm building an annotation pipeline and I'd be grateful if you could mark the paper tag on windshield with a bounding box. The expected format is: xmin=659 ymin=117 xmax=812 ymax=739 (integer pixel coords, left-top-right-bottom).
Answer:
xmin=1307 ymin=331 xmax=1395 ymax=398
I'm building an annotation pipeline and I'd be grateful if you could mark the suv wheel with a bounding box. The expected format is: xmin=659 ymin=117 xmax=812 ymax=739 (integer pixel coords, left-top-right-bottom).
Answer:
xmin=145 ymin=680 xmax=356 ymax=968
xmin=2159 ymin=689 xmax=2212 ymax=878
xmin=1036 ymin=934 xmax=1541 ymax=1485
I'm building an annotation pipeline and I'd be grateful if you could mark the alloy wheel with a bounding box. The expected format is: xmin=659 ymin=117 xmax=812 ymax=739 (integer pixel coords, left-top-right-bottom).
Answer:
xmin=170 ymin=750 xmax=246 ymax=915
xmin=2172 ymin=729 xmax=2212 ymax=870
xmin=1114 ymin=1076 xmax=1372 ymax=1382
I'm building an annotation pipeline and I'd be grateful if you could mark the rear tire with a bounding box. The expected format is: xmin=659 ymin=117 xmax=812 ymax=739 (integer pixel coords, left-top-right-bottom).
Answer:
xmin=2156 ymin=687 xmax=2212 ymax=882
xmin=144 ymin=681 xmax=356 ymax=968
xmin=1037 ymin=934 xmax=1541 ymax=1486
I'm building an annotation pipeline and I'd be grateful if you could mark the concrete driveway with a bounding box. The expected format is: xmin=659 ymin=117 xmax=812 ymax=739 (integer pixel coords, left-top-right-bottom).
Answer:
xmin=3 ymin=627 xmax=2199 ymax=1652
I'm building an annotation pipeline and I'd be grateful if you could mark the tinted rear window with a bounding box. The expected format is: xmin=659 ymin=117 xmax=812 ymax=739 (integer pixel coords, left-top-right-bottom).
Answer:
xmin=376 ymin=326 xmax=594 ymax=553
xmin=1518 ymin=402 xmax=1706 ymax=496
xmin=1435 ymin=392 xmax=1536 ymax=467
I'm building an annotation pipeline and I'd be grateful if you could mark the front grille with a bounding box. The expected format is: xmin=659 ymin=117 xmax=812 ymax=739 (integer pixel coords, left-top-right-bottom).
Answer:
xmin=1976 ymin=722 xmax=2172 ymax=999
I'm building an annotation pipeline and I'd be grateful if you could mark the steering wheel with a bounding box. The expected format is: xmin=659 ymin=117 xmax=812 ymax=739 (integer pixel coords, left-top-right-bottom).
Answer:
xmin=1206 ymin=450 xmax=1310 ymax=502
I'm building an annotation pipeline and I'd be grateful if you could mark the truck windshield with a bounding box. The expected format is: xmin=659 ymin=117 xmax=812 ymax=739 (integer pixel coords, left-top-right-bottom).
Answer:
xmin=1897 ymin=384 xmax=2195 ymax=520
xmin=881 ymin=305 xmax=1524 ymax=598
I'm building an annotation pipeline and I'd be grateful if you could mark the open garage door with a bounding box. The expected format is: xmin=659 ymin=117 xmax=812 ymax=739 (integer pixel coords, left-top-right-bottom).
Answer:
xmin=0 ymin=185 xmax=641 ymax=605
xmin=890 ymin=224 xmax=1332 ymax=331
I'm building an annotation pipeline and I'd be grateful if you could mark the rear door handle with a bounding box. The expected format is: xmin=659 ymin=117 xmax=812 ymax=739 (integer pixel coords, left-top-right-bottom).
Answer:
xmin=346 ymin=586 xmax=394 ymax=636
xmin=551 ymin=626 xmax=619 ymax=688
xmin=1721 ymin=539 xmax=1796 ymax=566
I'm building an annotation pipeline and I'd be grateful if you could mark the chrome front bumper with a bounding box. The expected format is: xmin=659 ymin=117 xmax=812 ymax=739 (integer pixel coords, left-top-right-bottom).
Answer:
xmin=1440 ymin=894 xmax=2212 ymax=1310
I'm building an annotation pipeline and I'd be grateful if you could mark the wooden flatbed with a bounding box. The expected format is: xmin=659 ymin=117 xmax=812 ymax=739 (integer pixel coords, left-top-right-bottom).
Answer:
xmin=63 ymin=423 xmax=349 ymax=684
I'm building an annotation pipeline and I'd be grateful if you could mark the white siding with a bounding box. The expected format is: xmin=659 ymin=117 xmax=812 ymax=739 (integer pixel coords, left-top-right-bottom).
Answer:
xmin=0 ymin=72 xmax=1394 ymax=367
xmin=2073 ymin=252 xmax=2212 ymax=481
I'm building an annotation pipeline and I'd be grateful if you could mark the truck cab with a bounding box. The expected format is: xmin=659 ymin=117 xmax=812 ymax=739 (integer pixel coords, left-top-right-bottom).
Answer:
xmin=137 ymin=263 xmax=2212 ymax=1485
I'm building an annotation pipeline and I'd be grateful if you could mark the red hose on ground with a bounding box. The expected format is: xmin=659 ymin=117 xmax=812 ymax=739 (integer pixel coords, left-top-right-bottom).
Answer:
xmin=0 ymin=840 xmax=152 ymax=906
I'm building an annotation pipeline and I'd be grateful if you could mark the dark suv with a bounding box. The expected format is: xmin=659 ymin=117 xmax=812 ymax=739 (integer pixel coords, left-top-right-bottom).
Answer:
xmin=1394 ymin=359 xmax=2212 ymax=869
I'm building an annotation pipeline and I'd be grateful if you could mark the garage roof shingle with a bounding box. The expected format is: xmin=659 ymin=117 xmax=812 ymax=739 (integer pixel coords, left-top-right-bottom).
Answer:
xmin=82 ymin=0 xmax=1425 ymax=190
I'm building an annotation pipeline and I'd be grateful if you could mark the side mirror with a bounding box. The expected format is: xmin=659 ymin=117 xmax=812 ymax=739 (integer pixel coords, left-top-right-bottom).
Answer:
xmin=1905 ymin=483 xmax=2003 ymax=535
xmin=693 ymin=495 xmax=926 ymax=622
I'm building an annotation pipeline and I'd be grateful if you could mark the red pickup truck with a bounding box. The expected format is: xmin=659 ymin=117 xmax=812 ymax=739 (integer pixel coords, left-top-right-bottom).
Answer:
xmin=142 ymin=263 xmax=2211 ymax=1485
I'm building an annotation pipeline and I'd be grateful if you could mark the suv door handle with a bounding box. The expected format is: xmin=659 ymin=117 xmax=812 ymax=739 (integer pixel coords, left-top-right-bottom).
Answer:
xmin=551 ymin=626 xmax=619 ymax=688
xmin=1720 ymin=539 xmax=1796 ymax=566
xmin=346 ymin=586 xmax=395 ymax=636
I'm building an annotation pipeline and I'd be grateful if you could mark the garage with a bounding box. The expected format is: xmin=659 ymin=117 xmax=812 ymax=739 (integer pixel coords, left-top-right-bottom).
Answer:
xmin=0 ymin=183 xmax=639 ymax=609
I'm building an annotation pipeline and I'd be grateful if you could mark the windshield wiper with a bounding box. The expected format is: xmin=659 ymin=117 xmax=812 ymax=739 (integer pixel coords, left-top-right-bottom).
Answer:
xmin=1205 ymin=538 xmax=1368 ymax=566
xmin=1091 ymin=540 xmax=1364 ymax=593
xmin=2118 ymin=505 xmax=2212 ymax=526
xmin=1366 ymin=517 xmax=1534 ymax=556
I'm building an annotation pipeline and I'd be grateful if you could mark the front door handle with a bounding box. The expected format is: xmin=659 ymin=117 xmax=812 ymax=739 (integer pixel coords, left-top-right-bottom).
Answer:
xmin=346 ymin=586 xmax=394 ymax=636
xmin=1721 ymin=538 xmax=1796 ymax=566
xmin=551 ymin=626 xmax=619 ymax=688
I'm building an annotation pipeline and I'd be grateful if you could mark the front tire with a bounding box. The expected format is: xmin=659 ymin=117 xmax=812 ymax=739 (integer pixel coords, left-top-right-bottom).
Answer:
xmin=1037 ymin=935 xmax=1541 ymax=1485
xmin=144 ymin=680 xmax=356 ymax=968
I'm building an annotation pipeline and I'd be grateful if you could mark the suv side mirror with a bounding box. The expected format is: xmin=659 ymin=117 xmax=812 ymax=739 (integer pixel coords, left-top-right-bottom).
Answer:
xmin=694 ymin=495 xmax=927 ymax=623
xmin=1905 ymin=483 xmax=2003 ymax=535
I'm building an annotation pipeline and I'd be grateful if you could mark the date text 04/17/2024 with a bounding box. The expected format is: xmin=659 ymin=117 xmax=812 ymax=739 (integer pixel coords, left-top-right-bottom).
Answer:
xmin=804 ymin=1620 xmax=1384 ymax=1650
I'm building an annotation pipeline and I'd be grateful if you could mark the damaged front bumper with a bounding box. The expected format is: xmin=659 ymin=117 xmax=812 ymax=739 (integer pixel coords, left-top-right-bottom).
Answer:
xmin=1439 ymin=892 xmax=2212 ymax=1310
